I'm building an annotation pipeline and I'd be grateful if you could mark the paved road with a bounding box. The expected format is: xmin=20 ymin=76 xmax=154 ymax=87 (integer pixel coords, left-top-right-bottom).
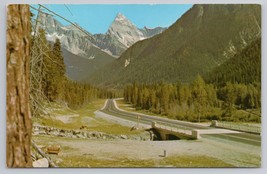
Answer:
xmin=101 ymin=99 xmax=211 ymax=130
xmin=100 ymin=99 xmax=261 ymax=146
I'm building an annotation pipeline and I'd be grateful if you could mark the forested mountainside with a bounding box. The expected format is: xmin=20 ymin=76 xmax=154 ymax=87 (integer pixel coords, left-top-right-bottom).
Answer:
xmin=205 ymin=38 xmax=261 ymax=86
xmin=85 ymin=4 xmax=261 ymax=87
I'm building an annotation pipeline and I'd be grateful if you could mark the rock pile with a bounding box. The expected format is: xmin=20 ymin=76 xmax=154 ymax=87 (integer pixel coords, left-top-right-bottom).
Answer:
xmin=33 ymin=126 xmax=118 ymax=140
xmin=32 ymin=125 xmax=151 ymax=141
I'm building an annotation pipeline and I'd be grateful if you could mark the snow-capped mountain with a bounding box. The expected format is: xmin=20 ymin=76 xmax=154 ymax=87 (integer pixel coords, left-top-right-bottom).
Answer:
xmin=35 ymin=12 xmax=115 ymax=82
xmin=36 ymin=12 xmax=95 ymax=57
xmin=107 ymin=13 xmax=146 ymax=47
xmin=35 ymin=12 xmax=165 ymax=57
xmin=93 ymin=13 xmax=166 ymax=56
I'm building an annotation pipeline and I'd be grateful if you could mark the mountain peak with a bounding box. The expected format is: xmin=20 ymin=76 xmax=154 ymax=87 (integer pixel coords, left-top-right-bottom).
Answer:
xmin=106 ymin=12 xmax=166 ymax=49
xmin=107 ymin=13 xmax=144 ymax=47
xmin=115 ymin=13 xmax=127 ymax=21
xmin=110 ymin=13 xmax=132 ymax=27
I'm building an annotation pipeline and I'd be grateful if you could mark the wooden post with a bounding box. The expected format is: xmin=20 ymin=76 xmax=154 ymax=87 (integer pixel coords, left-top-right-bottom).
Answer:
xmin=163 ymin=150 xmax=167 ymax=157
xmin=136 ymin=115 xmax=140 ymax=128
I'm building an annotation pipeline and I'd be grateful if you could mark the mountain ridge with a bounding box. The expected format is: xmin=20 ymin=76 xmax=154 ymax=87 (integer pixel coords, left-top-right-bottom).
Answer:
xmin=36 ymin=12 xmax=165 ymax=57
xmin=85 ymin=4 xmax=261 ymax=87
xmin=93 ymin=13 xmax=166 ymax=56
xmin=35 ymin=11 xmax=166 ymax=81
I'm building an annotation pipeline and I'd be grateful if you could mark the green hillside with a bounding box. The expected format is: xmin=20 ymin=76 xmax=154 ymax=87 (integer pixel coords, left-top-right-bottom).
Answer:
xmin=85 ymin=4 xmax=261 ymax=87
xmin=205 ymin=38 xmax=261 ymax=86
xmin=63 ymin=47 xmax=115 ymax=81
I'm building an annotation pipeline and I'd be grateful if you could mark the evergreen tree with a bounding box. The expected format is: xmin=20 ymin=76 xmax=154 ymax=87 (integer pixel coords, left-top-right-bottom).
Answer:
xmin=221 ymin=82 xmax=237 ymax=117
xmin=49 ymin=38 xmax=66 ymax=101
xmin=191 ymin=75 xmax=208 ymax=122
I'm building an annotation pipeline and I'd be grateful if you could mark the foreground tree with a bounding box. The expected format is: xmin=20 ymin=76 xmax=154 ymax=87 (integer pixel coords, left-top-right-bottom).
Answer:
xmin=6 ymin=5 xmax=32 ymax=167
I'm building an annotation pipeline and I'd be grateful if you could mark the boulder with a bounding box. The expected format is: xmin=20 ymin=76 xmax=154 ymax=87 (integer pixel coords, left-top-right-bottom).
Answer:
xmin=50 ymin=131 xmax=59 ymax=136
xmin=82 ymin=132 xmax=87 ymax=137
xmin=77 ymin=134 xmax=85 ymax=138
xmin=38 ymin=130 xmax=47 ymax=135
xmin=58 ymin=132 xmax=65 ymax=137
xmin=86 ymin=133 xmax=92 ymax=138
xmin=120 ymin=135 xmax=128 ymax=139
xmin=140 ymin=131 xmax=151 ymax=141
xmin=73 ymin=130 xmax=80 ymax=135
xmin=32 ymin=158 xmax=49 ymax=168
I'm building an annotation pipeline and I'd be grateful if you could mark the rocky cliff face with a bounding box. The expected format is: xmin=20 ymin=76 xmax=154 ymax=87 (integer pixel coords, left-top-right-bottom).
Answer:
xmin=93 ymin=13 xmax=165 ymax=57
xmin=36 ymin=12 xmax=95 ymax=57
xmin=36 ymin=12 xmax=165 ymax=57
xmin=107 ymin=13 xmax=146 ymax=47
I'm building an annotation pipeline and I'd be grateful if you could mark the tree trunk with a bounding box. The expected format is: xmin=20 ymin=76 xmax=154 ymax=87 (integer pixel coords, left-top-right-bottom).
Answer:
xmin=6 ymin=4 xmax=32 ymax=167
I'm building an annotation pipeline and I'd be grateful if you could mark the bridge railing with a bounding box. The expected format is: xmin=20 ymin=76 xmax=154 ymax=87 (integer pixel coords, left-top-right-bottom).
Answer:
xmin=152 ymin=122 xmax=190 ymax=134
xmin=152 ymin=122 xmax=199 ymax=139
xmin=216 ymin=121 xmax=261 ymax=134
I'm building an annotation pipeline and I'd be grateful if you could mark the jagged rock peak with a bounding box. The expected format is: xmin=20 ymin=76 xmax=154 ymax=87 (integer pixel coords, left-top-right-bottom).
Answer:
xmin=115 ymin=13 xmax=127 ymax=21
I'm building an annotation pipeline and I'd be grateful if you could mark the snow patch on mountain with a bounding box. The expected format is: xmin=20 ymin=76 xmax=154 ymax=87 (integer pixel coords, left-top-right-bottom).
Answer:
xmin=124 ymin=58 xmax=131 ymax=67
xmin=46 ymin=32 xmax=64 ymax=40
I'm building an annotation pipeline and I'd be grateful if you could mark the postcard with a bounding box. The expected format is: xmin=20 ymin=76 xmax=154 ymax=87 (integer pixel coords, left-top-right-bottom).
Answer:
xmin=6 ymin=4 xmax=261 ymax=168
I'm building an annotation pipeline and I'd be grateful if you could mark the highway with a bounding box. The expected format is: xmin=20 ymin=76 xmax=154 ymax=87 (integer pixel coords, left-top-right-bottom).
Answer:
xmin=100 ymin=99 xmax=261 ymax=146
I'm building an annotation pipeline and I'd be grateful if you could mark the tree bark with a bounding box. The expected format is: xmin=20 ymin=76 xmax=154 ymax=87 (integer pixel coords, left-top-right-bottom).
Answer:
xmin=6 ymin=4 xmax=32 ymax=167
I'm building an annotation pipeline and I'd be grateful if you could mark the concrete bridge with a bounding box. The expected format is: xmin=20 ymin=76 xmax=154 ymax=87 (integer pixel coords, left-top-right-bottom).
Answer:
xmin=147 ymin=122 xmax=200 ymax=140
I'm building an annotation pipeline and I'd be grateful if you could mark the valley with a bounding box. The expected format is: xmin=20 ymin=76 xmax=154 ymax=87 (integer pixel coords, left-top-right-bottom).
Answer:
xmin=28 ymin=4 xmax=261 ymax=168
xmin=35 ymin=11 xmax=165 ymax=82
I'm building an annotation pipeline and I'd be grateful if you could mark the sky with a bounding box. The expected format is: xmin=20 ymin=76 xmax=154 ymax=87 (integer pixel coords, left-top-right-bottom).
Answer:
xmin=31 ymin=4 xmax=192 ymax=34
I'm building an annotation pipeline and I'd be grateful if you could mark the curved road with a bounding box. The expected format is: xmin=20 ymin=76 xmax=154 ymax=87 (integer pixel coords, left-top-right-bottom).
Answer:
xmin=100 ymin=99 xmax=261 ymax=146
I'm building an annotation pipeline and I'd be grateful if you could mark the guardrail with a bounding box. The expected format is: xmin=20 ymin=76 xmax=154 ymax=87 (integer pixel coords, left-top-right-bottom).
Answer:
xmin=216 ymin=121 xmax=261 ymax=134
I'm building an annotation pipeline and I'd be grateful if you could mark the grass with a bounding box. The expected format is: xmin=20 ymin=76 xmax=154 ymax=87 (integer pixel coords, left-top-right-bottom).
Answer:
xmin=56 ymin=153 xmax=234 ymax=168
xmin=116 ymin=99 xmax=160 ymax=117
xmin=58 ymin=155 xmax=234 ymax=168
xmin=161 ymin=155 xmax=234 ymax=168
xmin=86 ymin=118 xmax=143 ymax=135
xmin=33 ymin=99 xmax=143 ymax=135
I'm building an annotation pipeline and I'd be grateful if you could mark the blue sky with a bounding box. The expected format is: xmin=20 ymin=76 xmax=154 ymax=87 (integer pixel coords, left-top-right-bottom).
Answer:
xmin=31 ymin=4 xmax=192 ymax=34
